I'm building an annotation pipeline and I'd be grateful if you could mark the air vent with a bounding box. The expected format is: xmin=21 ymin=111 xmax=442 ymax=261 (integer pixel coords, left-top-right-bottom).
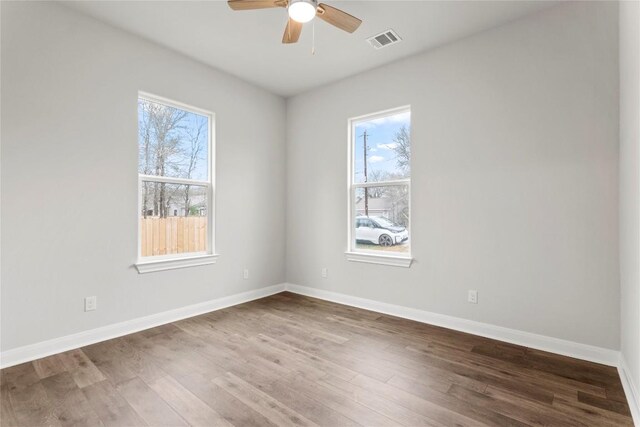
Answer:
xmin=366 ymin=29 xmax=402 ymax=50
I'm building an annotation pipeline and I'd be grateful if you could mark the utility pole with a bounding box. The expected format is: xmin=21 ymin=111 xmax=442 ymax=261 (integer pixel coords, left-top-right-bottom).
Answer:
xmin=363 ymin=130 xmax=369 ymax=217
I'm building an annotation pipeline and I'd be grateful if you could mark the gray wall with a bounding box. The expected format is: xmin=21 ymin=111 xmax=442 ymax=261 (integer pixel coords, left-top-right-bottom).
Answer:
xmin=1 ymin=2 xmax=286 ymax=351
xmin=620 ymin=0 xmax=640 ymax=399
xmin=286 ymin=2 xmax=620 ymax=349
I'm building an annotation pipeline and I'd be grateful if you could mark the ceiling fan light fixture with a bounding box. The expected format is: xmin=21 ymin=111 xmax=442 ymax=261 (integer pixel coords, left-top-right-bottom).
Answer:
xmin=288 ymin=0 xmax=317 ymax=23
xmin=227 ymin=0 xmax=362 ymax=44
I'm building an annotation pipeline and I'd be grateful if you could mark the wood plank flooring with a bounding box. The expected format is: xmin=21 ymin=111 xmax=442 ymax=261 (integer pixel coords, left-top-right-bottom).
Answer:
xmin=1 ymin=292 xmax=633 ymax=426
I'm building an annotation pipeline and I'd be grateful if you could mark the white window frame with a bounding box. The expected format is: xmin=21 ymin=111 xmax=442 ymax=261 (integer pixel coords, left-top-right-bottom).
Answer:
xmin=135 ymin=92 xmax=218 ymax=273
xmin=346 ymin=106 xmax=413 ymax=268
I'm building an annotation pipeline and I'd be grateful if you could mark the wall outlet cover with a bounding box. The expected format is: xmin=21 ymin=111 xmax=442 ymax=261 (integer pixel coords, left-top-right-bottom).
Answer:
xmin=468 ymin=290 xmax=478 ymax=304
xmin=84 ymin=296 xmax=97 ymax=312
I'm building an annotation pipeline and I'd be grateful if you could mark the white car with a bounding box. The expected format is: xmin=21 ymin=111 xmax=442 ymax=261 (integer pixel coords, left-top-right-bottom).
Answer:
xmin=355 ymin=216 xmax=408 ymax=247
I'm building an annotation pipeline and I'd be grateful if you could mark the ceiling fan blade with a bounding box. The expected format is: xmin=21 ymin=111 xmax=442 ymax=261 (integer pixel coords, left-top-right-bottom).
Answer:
xmin=316 ymin=3 xmax=361 ymax=33
xmin=228 ymin=0 xmax=286 ymax=10
xmin=282 ymin=18 xmax=303 ymax=44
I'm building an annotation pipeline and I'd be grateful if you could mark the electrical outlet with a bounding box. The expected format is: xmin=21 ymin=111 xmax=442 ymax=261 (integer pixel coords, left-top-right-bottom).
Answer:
xmin=243 ymin=268 xmax=249 ymax=280
xmin=468 ymin=290 xmax=478 ymax=304
xmin=321 ymin=267 xmax=328 ymax=278
xmin=84 ymin=296 xmax=97 ymax=312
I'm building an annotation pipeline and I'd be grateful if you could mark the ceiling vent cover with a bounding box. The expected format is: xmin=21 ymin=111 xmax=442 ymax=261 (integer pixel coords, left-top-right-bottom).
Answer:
xmin=367 ymin=29 xmax=402 ymax=50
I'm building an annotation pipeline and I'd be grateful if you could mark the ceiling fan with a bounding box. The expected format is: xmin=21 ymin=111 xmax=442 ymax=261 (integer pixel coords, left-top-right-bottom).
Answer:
xmin=228 ymin=0 xmax=362 ymax=44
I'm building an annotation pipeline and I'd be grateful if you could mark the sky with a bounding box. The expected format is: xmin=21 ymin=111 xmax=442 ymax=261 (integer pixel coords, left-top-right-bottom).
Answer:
xmin=138 ymin=99 xmax=209 ymax=181
xmin=353 ymin=111 xmax=410 ymax=183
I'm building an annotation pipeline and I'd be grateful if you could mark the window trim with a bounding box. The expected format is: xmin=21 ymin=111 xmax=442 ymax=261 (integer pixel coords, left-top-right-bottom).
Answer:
xmin=346 ymin=105 xmax=413 ymax=267
xmin=135 ymin=92 xmax=217 ymax=273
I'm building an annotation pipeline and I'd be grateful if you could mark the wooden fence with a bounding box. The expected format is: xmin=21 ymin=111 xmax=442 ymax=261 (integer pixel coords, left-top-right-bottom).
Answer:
xmin=141 ymin=216 xmax=207 ymax=257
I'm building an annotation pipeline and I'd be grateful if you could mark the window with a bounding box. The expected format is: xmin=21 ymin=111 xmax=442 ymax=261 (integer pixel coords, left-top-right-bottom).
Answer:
xmin=135 ymin=93 xmax=216 ymax=273
xmin=347 ymin=107 xmax=412 ymax=267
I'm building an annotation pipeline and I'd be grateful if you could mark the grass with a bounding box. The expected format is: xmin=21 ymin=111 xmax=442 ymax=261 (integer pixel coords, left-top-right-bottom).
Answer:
xmin=355 ymin=241 xmax=409 ymax=253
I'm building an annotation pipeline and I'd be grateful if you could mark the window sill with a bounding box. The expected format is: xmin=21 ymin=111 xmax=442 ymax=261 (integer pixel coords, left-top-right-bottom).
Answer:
xmin=345 ymin=251 xmax=413 ymax=268
xmin=135 ymin=254 xmax=219 ymax=274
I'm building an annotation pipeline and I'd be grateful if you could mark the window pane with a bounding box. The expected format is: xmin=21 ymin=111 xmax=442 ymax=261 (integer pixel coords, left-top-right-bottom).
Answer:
xmin=138 ymin=98 xmax=209 ymax=181
xmin=354 ymin=185 xmax=409 ymax=254
xmin=353 ymin=110 xmax=410 ymax=184
xmin=140 ymin=182 xmax=208 ymax=257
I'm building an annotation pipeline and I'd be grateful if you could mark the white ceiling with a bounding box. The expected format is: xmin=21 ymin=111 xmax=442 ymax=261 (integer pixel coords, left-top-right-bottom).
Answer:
xmin=62 ymin=1 xmax=557 ymax=97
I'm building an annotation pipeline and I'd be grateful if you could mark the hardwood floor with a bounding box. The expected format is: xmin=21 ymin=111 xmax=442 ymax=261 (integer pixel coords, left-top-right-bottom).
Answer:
xmin=1 ymin=292 xmax=633 ymax=426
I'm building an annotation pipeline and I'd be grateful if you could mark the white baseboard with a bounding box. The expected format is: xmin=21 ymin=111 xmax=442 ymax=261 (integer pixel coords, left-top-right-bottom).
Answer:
xmin=284 ymin=283 xmax=620 ymax=367
xmin=0 ymin=283 xmax=286 ymax=369
xmin=619 ymin=356 xmax=640 ymax=425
